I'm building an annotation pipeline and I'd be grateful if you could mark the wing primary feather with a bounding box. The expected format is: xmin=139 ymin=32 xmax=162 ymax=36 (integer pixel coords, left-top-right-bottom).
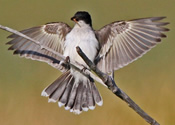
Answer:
xmin=128 ymin=30 xmax=154 ymax=49
xmin=125 ymin=31 xmax=145 ymax=53
xmin=119 ymin=34 xmax=133 ymax=61
xmin=132 ymin=24 xmax=169 ymax=32
xmin=130 ymin=28 xmax=162 ymax=42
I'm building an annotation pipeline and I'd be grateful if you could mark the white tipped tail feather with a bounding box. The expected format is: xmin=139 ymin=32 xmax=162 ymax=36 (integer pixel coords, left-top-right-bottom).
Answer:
xmin=41 ymin=89 xmax=49 ymax=97
xmin=41 ymin=70 xmax=103 ymax=114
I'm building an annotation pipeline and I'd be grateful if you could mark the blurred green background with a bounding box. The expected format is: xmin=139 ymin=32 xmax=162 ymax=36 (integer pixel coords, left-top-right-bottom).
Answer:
xmin=0 ymin=0 xmax=174 ymax=125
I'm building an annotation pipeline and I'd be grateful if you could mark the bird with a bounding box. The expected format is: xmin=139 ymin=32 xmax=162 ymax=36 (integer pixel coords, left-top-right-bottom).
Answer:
xmin=6 ymin=11 xmax=169 ymax=114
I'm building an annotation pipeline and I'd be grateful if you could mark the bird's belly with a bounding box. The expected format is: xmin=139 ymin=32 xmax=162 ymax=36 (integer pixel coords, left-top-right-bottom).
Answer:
xmin=63 ymin=37 xmax=98 ymax=68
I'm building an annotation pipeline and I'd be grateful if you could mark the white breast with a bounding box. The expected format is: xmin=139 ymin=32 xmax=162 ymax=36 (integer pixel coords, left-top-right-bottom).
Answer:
xmin=63 ymin=22 xmax=99 ymax=68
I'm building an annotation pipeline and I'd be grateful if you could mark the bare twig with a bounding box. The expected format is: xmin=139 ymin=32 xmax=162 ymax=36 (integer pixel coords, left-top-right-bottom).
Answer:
xmin=76 ymin=46 xmax=160 ymax=125
xmin=0 ymin=24 xmax=65 ymax=59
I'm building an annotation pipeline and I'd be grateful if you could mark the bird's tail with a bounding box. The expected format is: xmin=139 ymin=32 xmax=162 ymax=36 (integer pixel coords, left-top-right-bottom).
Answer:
xmin=41 ymin=70 xmax=103 ymax=114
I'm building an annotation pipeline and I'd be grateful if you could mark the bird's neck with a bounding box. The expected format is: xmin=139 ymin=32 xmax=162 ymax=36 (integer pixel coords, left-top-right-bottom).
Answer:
xmin=73 ymin=21 xmax=92 ymax=30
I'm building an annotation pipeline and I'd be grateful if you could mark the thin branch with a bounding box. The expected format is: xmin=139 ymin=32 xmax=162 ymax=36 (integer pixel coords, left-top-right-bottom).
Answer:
xmin=0 ymin=24 xmax=65 ymax=59
xmin=0 ymin=24 xmax=105 ymax=87
xmin=76 ymin=46 xmax=160 ymax=125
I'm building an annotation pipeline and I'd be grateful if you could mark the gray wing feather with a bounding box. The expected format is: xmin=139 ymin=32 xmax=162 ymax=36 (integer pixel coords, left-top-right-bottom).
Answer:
xmin=7 ymin=22 xmax=71 ymax=72
xmin=95 ymin=17 xmax=169 ymax=73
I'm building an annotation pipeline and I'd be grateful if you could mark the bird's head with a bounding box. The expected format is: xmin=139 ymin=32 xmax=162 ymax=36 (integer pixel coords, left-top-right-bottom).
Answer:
xmin=71 ymin=11 xmax=92 ymax=27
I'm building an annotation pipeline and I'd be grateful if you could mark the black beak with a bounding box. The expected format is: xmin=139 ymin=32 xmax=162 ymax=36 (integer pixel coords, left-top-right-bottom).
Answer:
xmin=71 ymin=16 xmax=75 ymax=21
xmin=70 ymin=16 xmax=81 ymax=27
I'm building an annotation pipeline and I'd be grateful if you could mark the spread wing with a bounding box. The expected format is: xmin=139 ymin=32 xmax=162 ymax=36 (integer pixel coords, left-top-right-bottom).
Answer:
xmin=95 ymin=17 xmax=169 ymax=73
xmin=7 ymin=22 xmax=71 ymax=72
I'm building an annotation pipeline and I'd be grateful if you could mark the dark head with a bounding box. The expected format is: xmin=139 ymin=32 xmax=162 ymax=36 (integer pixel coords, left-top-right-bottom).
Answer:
xmin=71 ymin=11 xmax=92 ymax=26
